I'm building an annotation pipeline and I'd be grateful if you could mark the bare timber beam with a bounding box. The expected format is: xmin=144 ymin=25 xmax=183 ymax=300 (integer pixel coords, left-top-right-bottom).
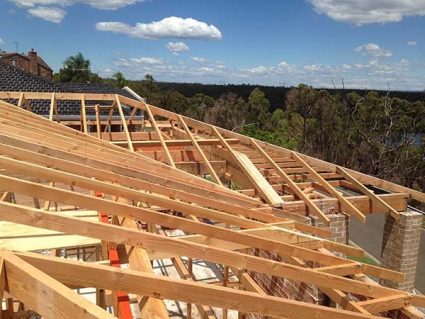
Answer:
xmin=178 ymin=115 xmax=222 ymax=185
xmin=81 ymin=95 xmax=88 ymax=134
xmin=144 ymin=102 xmax=175 ymax=168
xmin=116 ymin=95 xmax=134 ymax=152
xmin=0 ymin=249 xmax=114 ymax=319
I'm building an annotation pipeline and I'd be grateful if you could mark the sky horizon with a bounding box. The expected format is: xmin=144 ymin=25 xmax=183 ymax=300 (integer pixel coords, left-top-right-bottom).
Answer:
xmin=0 ymin=0 xmax=424 ymax=91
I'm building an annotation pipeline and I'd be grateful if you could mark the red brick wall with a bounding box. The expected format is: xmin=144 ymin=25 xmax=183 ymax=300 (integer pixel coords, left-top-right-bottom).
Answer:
xmin=1 ymin=53 xmax=52 ymax=80
xmin=39 ymin=66 xmax=53 ymax=80
xmin=1 ymin=55 xmax=30 ymax=73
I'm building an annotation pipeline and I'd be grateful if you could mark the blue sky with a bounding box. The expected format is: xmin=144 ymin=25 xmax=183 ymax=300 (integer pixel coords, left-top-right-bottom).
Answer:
xmin=0 ymin=0 xmax=424 ymax=90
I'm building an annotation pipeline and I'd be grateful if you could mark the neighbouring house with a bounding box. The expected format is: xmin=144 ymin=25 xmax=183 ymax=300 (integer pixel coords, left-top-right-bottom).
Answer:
xmin=0 ymin=59 xmax=133 ymax=115
xmin=0 ymin=48 xmax=53 ymax=80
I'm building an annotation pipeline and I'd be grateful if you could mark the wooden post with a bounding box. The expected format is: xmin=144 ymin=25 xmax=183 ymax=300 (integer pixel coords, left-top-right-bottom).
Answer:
xmin=80 ymin=95 xmax=88 ymax=134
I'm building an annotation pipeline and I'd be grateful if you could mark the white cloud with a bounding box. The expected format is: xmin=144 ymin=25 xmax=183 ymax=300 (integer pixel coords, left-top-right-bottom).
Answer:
xmin=8 ymin=0 xmax=144 ymax=22
xmin=0 ymin=38 xmax=4 ymax=45
xmin=310 ymin=0 xmax=425 ymax=25
xmin=27 ymin=6 xmax=65 ymax=23
xmin=304 ymin=64 xmax=323 ymax=71
xmin=407 ymin=41 xmax=417 ymax=46
xmin=130 ymin=57 xmax=163 ymax=65
xmin=9 ymin=0 xmax=143 ymax=10
xmin=399 ymin=58 xmax=409 ymax=66
xmin=166 ymin=42 xmax=189 ymax=55
xmin=277 ymin=61 xmax=289 ymax=67
xmin=191 ymin=56 xmax=206 ymax=63
xmin=245 ymin=66 xmax=269 ymax=75
xmin=355 ymin=43 xmax=392 ymax=57
xmin=96 ymin=17 xmax=222 ymax=40
xmin=199 ymin=67 xmax=214 ymax=73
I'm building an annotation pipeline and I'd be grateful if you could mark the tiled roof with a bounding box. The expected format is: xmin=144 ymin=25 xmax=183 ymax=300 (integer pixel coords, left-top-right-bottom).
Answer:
xmin=0 ymin=61 xmax=64 ymax=93
xmin=0 ymin=61 xmax=134 ymax=115
xmin=58 ymin=82 xmax=134 ymax=98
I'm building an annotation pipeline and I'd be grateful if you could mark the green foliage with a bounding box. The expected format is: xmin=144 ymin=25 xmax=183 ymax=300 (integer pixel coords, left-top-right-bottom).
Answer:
xmin=184 ymin=93 xmax=215 ymax=120
xmin=241 ymin=125 xmax=298 ymax=150
xmin=204 ymin=93 xmax=248 ymax=130
xmin=156 ymin=90 xmax=188 ymax=115
xmin=112 ymin=72 xmax=128 ymax=88
xmin=247 ymin=87 xmax=272 ymax=129
xmin=54 ymin=52 xmax=101 ymax=83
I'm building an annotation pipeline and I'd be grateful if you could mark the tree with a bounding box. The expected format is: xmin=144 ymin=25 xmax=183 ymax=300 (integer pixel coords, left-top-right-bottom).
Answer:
xmin=54 ymin=53 xmax=101 ymax=83
xmin=157 ymin=90 xmax=188 ymax=114
xmin=204 ymin=93 xmax=248 ymax=130
xmin=246 ymin=88 xmax=272 ymax=129
xmin=285 ymin=84 xmax=319 ymax=151
xmin=185 ymin=93 xmax=215 ymax=120
xmin=112 ymin=72 xmax=128 ymax=88
xmin=241 ymin=124 xmax=298 ymax=150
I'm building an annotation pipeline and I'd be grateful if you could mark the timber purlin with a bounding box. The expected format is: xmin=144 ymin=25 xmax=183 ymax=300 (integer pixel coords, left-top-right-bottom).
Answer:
xmin=0 ymin=91 xmax=423 ymax=319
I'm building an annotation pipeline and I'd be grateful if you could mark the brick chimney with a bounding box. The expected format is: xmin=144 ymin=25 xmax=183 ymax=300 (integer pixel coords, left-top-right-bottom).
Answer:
xmin=28 ymin=48 xmax=39 ymax=76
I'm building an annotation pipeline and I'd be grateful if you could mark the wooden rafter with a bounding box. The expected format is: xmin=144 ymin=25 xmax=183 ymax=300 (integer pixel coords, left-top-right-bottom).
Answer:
xmin=0 ymin=250 xmax=115 ymax=319
xmin=0 ymin=102 xmax=260 ymax=208
xmin=116 ymin=95 xmax=134 ymax=152
xmin=178 ymin=115 xmax=223 ymax=185
xmin=144 ymin=103 xmax=175 ymax=167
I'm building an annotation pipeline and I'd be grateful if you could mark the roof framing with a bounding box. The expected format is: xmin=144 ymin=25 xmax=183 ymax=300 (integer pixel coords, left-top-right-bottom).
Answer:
xmin=0 ymin=92 xmax=424 ymax=319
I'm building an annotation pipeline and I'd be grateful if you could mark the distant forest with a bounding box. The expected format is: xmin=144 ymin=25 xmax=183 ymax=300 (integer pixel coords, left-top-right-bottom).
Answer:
xmin=152 ymin=81 xmax=425 ymax=112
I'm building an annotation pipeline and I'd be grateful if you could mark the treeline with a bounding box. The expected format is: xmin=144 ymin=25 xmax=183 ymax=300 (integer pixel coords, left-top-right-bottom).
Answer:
xmin=128 ymin=76 xmax=425 ymax=194
xmin=152 ymin=81 xmax=425 ymax=112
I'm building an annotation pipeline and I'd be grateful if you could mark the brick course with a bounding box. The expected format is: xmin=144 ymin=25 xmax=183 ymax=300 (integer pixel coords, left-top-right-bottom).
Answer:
xmin=380 ymin=209 xmax=423 ymax=291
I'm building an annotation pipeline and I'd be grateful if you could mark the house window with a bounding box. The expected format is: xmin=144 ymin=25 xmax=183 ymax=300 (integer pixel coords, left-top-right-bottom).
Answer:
xmin=12 ymin=59 xmax=16 ymax=66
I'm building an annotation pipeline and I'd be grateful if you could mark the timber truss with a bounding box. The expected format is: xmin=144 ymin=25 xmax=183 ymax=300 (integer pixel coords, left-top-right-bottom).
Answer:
xmin=0 ymin=91 xmax=424 ymax=319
